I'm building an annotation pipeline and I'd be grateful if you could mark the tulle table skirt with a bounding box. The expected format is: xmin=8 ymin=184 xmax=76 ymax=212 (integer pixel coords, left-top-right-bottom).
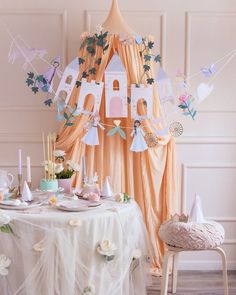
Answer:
xmin=0 ymin=200 xmax=149 ymax=295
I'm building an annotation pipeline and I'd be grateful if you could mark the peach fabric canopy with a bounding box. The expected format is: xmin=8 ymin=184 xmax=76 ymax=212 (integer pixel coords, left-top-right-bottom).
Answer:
xmin=56 ymin=34 xmax=177 ymax=273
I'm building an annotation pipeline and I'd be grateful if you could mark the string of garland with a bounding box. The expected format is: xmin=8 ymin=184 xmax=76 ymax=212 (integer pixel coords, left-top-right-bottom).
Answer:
xmin=138 ymin=38 xmax=161 ymax=86
xmin=75 ymin=30 xmax=109 ymax=88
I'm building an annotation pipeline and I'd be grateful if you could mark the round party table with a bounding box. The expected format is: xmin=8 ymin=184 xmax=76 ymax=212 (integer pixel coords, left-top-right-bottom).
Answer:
xmin=0 ymin=197 xmax=149 ymax=295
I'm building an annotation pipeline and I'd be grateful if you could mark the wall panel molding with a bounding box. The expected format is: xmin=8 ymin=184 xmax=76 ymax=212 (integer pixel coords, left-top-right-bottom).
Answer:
xmin=0 ymin=106 xmax=57 ymax=112
xmin=176 ymin=136 xmax=236 ymax=144
xmin=0 ymin=9 xmax=68 ymax=65
xmin=185 ymin=11 xmax=236 ymax=77
xmin=181 ymin=162 xmax=236 ymax=213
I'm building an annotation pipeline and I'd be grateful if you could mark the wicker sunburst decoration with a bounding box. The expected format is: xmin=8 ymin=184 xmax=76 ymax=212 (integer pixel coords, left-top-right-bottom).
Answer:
xmin=144 ymin=132 xmax=159 ymax=148
xmin=169 ymin=121 xmax=184 ymax=137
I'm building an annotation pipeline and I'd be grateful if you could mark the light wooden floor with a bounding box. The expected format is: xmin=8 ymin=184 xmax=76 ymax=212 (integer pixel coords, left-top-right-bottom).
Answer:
xmin=147 ymin=271 xmax=236 ymax=295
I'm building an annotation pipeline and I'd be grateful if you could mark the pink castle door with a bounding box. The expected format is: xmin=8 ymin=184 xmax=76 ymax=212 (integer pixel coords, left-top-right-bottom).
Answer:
xmin=110 ymin=96 xmax=123 ymax=117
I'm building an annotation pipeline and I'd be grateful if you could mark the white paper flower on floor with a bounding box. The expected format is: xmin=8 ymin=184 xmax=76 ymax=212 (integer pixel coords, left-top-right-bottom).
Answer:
xmin=132 ymin=248 xmax=142 ymax=259
xmin=0 ymin=211 xmax=11 ymax=227
xmin=130 ymin=248 xmax=142 ymax=272
xmin=97 ymin=240 xmax=117 ymax=261
xmin=0 ymin=254 xmax=11 ymax=276
xmin=82 ymin=284 xmax=95 ymax=294
xmin=33 ymin=240 xmax=45 ymax=252
xmin=69 ymin=219 xmax=82 ymax=227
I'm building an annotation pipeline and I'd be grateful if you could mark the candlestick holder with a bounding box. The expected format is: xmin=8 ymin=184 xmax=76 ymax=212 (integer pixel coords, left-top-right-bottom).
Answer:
xmin=17 ymin=174 xmax=22 ymax=198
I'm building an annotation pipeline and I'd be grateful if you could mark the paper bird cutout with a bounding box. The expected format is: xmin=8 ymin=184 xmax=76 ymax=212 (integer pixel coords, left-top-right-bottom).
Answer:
xmin=8 ymin=36 xmax=47 ymax=70
xmin=200 ymin=63 xmax=216 ymax=78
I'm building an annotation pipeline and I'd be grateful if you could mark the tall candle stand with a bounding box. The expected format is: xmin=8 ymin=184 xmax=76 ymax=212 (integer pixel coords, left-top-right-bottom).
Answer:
xmin=17 ymin=173 xmax=22 ymax=198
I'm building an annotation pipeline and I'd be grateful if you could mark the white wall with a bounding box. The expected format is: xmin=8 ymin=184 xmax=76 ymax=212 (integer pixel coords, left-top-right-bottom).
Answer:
xmin=0 ymin=0 xmax=235 ymax=270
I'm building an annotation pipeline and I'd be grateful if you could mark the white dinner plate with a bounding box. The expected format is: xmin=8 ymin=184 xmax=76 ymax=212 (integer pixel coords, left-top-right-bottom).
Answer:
xmin=0 ymin=200 xmax=41 ymax=210
xmin=55 ymin=200 xmax=102 ymax=212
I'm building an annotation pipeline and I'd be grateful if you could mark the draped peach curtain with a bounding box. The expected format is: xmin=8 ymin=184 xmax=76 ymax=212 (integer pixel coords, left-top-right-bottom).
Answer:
xmin=56 ymin=35 xmax=177 ymax=273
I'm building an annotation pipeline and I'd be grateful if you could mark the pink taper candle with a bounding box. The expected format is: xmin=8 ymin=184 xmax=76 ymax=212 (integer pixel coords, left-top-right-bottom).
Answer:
xmin=26 ymin=156 xmax=31 ymax=182
xmin=18 ymin=149 xmax=22 ymax=175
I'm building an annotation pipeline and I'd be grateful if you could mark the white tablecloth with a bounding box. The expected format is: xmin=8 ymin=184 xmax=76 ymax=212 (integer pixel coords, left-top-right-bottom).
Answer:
xmin=0 ymin=199 xmax=149 ymax=295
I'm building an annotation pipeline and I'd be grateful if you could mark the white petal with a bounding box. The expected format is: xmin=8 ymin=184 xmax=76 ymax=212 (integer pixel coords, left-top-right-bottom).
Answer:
xmin=69 ymin=219 xmax=82 ymax=227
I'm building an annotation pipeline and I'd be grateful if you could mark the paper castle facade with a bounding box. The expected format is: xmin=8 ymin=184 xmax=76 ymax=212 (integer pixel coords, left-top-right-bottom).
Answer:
xmin=77 ymin=78 xmax=104 ymax=115
xmin=130 ymin=84 xmax=153 ymax=119
xmin=105 ymin=53 xmax=128 ymax=118
xmin=54 ymin=58 xmax=79 ymax=104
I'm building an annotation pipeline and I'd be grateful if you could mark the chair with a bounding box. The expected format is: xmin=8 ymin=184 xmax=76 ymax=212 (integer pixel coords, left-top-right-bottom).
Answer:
xmin=160 ymin=245 xmax=228 ymax=295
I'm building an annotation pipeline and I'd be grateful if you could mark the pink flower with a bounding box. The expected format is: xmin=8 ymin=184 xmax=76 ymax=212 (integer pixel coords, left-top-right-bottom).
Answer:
xmin=179 ymin=94 xmax=188 ymax=103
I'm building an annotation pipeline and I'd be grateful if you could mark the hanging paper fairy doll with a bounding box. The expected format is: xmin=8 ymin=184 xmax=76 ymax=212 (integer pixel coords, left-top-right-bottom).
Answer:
xmin=130 ymin=120 xmax=148 ymax=152
xmin=42 ymin=56 xmax=61 ymax=93
xmin=82 ymin=113 xmax=105 ymax=146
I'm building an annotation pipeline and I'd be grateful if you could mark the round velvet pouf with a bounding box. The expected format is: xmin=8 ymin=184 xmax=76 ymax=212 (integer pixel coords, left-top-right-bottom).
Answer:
xmin=159 ymin=220 xmax=225 ymax=250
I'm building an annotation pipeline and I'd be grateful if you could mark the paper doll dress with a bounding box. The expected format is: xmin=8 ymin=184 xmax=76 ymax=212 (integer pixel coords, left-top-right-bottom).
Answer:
xmin=82 ymin=125 xmax=99 ymax=145
xmin=82 ymin=119 xmax=104 ymax=146
xmin=130 ymin=127 xmax=148 ymax=152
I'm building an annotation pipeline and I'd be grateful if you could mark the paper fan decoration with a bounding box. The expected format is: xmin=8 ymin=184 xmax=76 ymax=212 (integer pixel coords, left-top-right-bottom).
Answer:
xmin=144 ymin=132 xmax=158 ymax=148
xmin=169 ymin=122 xmax=183 ymax=137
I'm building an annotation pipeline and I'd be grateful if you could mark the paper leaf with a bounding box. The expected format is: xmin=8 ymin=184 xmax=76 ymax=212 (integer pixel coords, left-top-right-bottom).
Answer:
xmin=118 ymin=128 xmax=126 ymax=139
xmin=78 ymin=58 xmax=85 ymax=65
xmin=82 ymin=71 xmax=89 ymax=78
xmin=143 ymin=64 xmax=150 ymax=72
xmin=144 ymin=54 xmax=152 ymax=62
xmin=154 ymin=55 xmax=161 ymax=63
xmin=178 ymin=104 xmax=187 ymax=109
xmin=89 ymin=67 xmax=96 ymax=75
xmin=147 ymin=41 xmax=154 ymax=49
xmin=65 ymin=122 xmax=74 ymax=126
xmin=107 ymin=128 xmax=117 ymax=137
xmin=27 ymin=72 xmax=34 ymax=79
xmin=44 ymin=98 xmax=53 ymax=107
xmin=63 ymin=112 xmax=69 ymax=120
xmin=95 ymin=58 xmax=102 ymax=65
xmin=31 ymin=86 xmax=39 ymax=94
xmin=76 ymin=80 xmax=82 ymax=88
xmin=147 ymin=78 xmax=155 ymax=85
xmin=26 ymin=78 xmax=34 ymax=87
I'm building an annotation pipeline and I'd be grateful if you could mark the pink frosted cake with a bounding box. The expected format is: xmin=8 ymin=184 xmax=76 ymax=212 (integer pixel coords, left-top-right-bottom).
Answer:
xmin=81 ymin=183 xmax=100 ymax=196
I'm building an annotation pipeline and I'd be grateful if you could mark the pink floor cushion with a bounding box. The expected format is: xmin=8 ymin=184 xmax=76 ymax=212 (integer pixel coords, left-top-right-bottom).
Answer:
xmin=159 ymin=220 xmax=225 ymax=250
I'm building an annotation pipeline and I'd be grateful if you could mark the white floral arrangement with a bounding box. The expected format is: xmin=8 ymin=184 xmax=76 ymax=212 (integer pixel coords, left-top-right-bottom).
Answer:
xmin=43 ymin=150 xmax=80 ymax=179
xmin=0 ymin=211 xmax=12 ymax=234
xmin=97 ymin=240 xmax=117 ymax=262
xmin=115 ymin=192 xmax=132 ymax=203
xmin=0 ymin=254 xmax=11 ymax=276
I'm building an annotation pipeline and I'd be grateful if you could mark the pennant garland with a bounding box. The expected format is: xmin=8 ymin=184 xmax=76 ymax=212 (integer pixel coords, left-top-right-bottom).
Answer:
xmin=6 ymin=24 xmax=236 ymax=149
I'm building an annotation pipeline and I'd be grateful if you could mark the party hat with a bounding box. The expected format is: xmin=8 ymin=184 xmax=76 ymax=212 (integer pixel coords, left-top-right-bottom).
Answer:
xmin=101 ymin=176 xmax=113 ymax=197
xmin=22 ymin=181 xmax=33 ymax=202
xmin=189 ymin=194 xmax=205 ymax=223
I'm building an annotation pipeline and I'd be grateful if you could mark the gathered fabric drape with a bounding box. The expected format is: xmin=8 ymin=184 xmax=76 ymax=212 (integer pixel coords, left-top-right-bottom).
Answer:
xmin=56 ymin=35 xmax=177 ymax=273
